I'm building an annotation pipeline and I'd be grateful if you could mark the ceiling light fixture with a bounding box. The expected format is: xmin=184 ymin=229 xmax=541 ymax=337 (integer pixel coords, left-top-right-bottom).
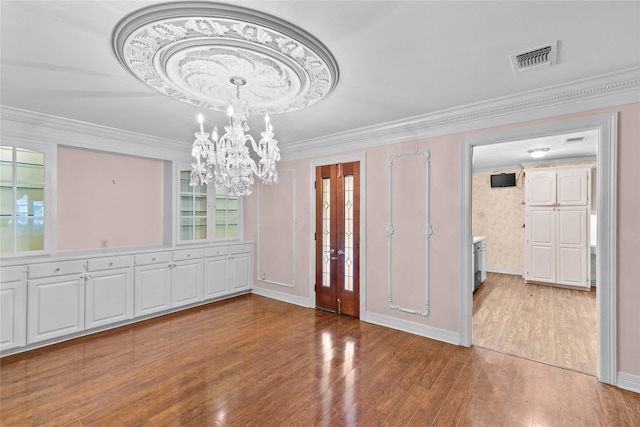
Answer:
xmin=190 ymin=76 xmax=279 ymax=195
xmin=112 ymin=2 xmax=339 ymax=195
xmin=528 ymin=148 xmax=550 ymax=159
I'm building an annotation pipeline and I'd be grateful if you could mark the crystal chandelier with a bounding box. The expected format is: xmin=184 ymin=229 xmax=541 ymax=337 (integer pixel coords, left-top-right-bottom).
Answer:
xmin=189 ymin=77 xmax=280 ymax=196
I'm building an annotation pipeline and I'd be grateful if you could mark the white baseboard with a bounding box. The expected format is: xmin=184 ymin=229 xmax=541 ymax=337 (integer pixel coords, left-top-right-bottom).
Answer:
xmin=251 ymin=286 xmax=311 ymax=308
xmin=364 ymin=312 xmax=459 ymax=346
xmin=617 ymin=372 xmax=640 ymax=393
xmin=486 ymin=266 xmax=524 ymax=276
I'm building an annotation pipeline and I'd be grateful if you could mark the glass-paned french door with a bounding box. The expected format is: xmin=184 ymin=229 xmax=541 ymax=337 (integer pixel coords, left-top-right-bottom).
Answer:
xmin=315 ymin=162 xmax=360 ymax=318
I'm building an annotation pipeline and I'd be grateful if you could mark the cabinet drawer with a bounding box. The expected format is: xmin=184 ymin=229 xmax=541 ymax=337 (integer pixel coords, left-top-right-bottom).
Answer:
xmin=135 ymin=252 xmax=171 ymax=266
xmin=204 ymin=247 xmax=229 ymax=258
xmin=28 ymin=260 xmax=86 ymax=279
xmin=1 ymin=266 xmax=27 ymax=283
xmin=229 ymin=244 xmax=252 ymax=255
xmin=87 ymin=255 xmax=134 ymax=272
xmin=173 ymin=249 xmax=203 ymax=262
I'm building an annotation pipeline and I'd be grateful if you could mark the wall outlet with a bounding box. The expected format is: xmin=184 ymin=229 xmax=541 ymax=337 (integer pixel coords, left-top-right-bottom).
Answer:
xmin=100 ymin=239 xmax=108 ymax=248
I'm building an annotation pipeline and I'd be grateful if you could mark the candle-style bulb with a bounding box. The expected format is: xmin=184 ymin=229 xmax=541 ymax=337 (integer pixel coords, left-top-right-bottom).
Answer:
xmin=227 ymin=106 xmax=234 ymax=117
xmin=197 ymin=113 xmax=204 ymax=134
xmin=264 ymin=114 xmax=270 ymax=124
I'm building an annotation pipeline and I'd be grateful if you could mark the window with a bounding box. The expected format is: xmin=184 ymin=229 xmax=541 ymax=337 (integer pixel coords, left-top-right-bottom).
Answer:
xmin=176 ymin=165 xmax=240 ymax=243
xmin=1 ymin=146 xmax=46 ymax=254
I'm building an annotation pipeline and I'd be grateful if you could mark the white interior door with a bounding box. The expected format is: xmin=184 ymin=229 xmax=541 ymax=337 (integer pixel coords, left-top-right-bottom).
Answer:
xmin=526 ymin=207 xmax=555 ymax=283
xmin=557 ymin=207 xmax=589 ymax=287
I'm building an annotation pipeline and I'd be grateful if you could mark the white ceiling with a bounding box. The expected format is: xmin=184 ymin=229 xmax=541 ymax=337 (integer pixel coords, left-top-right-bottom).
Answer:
xmin=2 ymin=1 xmax=639 ymax=167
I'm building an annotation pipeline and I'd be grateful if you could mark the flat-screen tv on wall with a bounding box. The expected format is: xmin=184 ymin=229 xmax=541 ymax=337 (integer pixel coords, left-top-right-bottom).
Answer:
xmin=490 ymin=173 xmax=516 ymax=188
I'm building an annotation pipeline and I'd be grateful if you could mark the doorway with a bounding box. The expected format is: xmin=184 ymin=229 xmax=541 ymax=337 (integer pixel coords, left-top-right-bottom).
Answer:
xmin=460 ymin=113 xmax=618 ymax=385
xmin=315 ymin=162 xmax=360 ymax=317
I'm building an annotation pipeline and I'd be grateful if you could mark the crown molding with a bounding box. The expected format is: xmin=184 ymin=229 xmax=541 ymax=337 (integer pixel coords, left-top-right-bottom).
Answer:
xmin=2 ymin=67 xmax=638 ymax=162
xmin=282 ymin=67 xmax=640 ymax=161
xmin=0 ymin=106 xmax=191 ymax=162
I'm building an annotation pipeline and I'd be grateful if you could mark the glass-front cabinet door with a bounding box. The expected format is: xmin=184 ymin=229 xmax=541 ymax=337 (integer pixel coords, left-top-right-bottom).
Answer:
xmin=1 ymin=146 xmax=46 ymax=255
xmin=179 ymin=170 xmax=208 ymax=242
xmin=176 ymin=166 xmax=241 ymax=244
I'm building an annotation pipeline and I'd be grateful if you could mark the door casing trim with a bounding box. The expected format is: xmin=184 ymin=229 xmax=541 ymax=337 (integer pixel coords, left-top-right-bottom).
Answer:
xmin=459 ymin=113 xmax=618 ymax=385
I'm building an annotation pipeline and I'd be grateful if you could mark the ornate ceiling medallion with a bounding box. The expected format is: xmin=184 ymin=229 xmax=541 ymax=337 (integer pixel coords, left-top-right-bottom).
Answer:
xmin=112 ymin=2 xmax=339 ymax=114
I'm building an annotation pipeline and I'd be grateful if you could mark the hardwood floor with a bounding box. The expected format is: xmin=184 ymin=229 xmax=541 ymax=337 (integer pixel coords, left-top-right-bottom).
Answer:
xmin=473 ymin=272 xmax=597 ymax=376
xmin=2 ymin=294 xmax=638 ymax=426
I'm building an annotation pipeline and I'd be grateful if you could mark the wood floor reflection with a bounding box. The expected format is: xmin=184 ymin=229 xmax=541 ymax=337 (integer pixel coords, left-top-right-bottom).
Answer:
xmin=473 ymin=272 xmax=597 ymax=375
xmin=2 ymin=294 xmax=637 ymax=426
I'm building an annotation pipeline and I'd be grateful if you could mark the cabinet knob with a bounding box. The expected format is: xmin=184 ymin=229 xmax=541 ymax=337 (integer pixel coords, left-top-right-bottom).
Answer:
xmin=54 ymin=268 xmax=60 ymax=273
xmin=109 ymin=262 xmax=114 ymax=267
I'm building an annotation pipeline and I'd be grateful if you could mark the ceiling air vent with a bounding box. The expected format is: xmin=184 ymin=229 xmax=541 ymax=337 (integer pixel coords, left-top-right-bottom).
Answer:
xmin=565 ymin=136 xmax=585 ymax=143
xmin=510 ymin=41 xmax=558 ymax=74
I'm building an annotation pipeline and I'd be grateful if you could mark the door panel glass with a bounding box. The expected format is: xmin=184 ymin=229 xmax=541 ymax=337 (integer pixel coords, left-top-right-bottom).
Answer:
xmin=322 ymin=178 xmax=331 ymax=288
xmin=343 ymin=175 xmax=354 ymax=292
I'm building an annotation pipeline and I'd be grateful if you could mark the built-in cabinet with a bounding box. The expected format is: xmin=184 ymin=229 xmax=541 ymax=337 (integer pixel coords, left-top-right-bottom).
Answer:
xmin=0 ymin=242 xmax=253 ymax=356
xmin=525 ymin=166 xmax=591 ymax=288
xmin=134 ymin=252 xmax=173 ymax=317
xmin=27 ymin=260 xmax=87 ymax=344
xmin=0 ymin=266 xmax=27 ymax=352
xmin=86 ymin=256 xmax=134 ymax=329
xmin=203 ymin=244 xmax=252 ymax=299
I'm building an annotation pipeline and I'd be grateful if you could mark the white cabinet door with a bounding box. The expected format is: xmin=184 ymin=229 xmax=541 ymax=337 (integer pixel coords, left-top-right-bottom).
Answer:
xmin=526 ymin=207 xmax=556 ymax=283
xmin=204 ymin=256 xmax=229 ymax=299
xmin=557 ymin=169 xmax=589 ymax=206
xmin=85 ymin=267 xmax=134 ymax=329
xmin=1 ymin=267 xmax=27 ymax=352
xmin=134 ymin=264 xmax=171 ymax=317
xmin=556 ymin=207 xmax=589 ymax=287
xmin=526 ymin=171 xmax=556 ymax=206
xmin=28 ymin=275 xmax=85 ymax=344
xmin=230 ymin=253 xmax=252 ymax=292
xmin=171 ymin=259 xmax=203 ymax=308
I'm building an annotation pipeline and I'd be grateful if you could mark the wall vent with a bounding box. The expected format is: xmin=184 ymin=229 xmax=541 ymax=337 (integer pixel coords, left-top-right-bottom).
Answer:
xmin=565 ymin=136 xmax=586 ymax=143
xmin=510 ymin=41 xmax=558 ymax=74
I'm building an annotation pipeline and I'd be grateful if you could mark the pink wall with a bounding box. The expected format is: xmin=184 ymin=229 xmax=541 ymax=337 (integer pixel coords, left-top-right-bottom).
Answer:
xmin=615 ymin=104 xmax=640 ymax=376
xmin=246 ymin=103 xmax=640 ymax=377
xmin=57 ymin=147 xmax=164 ymax=251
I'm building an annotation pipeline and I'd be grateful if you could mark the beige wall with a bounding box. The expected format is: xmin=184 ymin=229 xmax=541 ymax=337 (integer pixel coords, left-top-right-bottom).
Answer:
xmin=472 ymin=168 xmax=525 ymax=273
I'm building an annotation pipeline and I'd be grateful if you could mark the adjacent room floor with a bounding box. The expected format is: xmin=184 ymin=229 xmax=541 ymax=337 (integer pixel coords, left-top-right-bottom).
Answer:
xmin=473 ymin=272 xmax=597 ymax=376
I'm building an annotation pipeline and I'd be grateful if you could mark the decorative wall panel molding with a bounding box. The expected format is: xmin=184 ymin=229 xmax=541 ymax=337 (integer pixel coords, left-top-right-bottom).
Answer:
xmin=388 ymin=150 xmax=432 ymax=316
xmin=256 ymin=169 xmax=295 ymax=288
